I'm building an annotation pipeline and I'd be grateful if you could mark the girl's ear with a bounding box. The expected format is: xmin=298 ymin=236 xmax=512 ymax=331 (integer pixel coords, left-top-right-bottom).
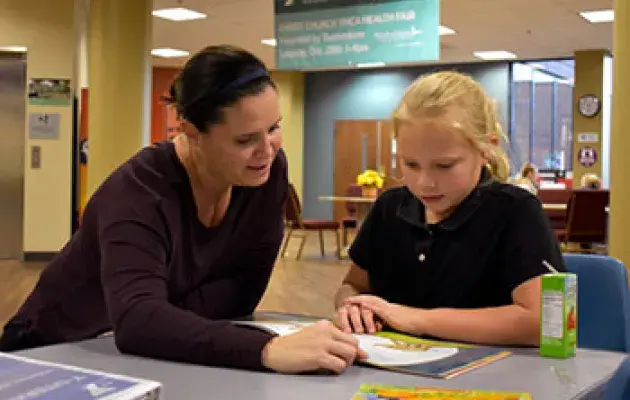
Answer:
xmin=479 ymin=140 xmax=493 ymax=160
xmin=481 ymin=135 xmax=500 ymax=161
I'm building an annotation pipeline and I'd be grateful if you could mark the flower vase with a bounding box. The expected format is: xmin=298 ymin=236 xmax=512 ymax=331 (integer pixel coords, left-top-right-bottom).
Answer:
xmin=362 ymin=186 xmax=378 ymax=198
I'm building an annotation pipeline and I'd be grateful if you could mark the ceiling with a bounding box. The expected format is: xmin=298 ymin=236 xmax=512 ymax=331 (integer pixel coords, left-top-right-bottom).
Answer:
xmin=151 ymin=0 xmax=614 ymax=69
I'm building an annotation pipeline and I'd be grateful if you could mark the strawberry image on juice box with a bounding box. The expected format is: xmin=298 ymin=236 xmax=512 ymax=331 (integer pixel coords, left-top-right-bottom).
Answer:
xmin=540 ymin=272 xmax=578 ymax=358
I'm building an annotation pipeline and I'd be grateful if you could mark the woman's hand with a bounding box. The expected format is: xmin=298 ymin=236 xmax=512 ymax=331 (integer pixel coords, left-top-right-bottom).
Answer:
xmin=261 ymin=320 xmax=368 ymax=374
xmin=344 ymin=295 xmax=422 ymax=334
xmin=334 ymin=297 xmax=383 ymax=334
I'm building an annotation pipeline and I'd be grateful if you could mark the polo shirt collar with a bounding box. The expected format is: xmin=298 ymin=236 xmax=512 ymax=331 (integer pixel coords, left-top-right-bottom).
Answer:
xmin=397 ymin=167 xmax=494 ymax=231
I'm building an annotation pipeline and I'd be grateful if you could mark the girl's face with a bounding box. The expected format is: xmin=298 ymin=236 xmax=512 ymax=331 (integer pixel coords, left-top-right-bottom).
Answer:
xmin=396 ymin=117 xmax=487 ymax=223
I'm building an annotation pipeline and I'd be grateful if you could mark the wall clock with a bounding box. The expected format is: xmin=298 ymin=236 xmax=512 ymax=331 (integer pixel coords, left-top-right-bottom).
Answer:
xmin=578 ymin=94 xmax=601 ymax=118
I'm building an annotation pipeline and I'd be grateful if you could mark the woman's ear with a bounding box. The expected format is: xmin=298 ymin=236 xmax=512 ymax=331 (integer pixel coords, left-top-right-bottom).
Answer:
xmin=488 ymin=134 xmax=499 ymax=146
xmin=180 ymin=121 xmax=201 ymax=142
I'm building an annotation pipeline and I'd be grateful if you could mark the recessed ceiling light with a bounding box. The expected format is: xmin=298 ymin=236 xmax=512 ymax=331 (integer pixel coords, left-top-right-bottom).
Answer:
xmin=357 ymin=62 xmax=386 ymax=68
xmin=152 ymin=7 xmax=207 ymax=22
xmin=151 ymin=48 xmax=190 ymax=58
xmin=579 ymin=9 xmax=614 ymax=23
xmin=473 ymin=50 xmax=517 ymax=60
xmin=439 ymin=25 xmax=456 ymax=36
xmin=0 ymin=46 xmax=27 ymax=52
xmin=261 ymin=38 xmax=277 ymax=47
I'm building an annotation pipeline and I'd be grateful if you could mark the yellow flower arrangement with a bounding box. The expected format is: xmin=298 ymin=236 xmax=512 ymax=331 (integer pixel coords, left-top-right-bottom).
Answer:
xmin=356 ymin=169 xmax=384 ymax=188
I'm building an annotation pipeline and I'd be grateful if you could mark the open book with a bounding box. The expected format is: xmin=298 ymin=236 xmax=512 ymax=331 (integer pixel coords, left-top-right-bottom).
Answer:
xmin=352 ymin=383 xmax=531 ymax=399
xmin=234 ymin=320 xmax=510 ymax=379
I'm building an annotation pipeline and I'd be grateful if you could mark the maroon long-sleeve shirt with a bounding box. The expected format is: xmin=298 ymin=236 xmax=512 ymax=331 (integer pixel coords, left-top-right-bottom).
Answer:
xmin=7 ymin=141 xmax=288 ymax=370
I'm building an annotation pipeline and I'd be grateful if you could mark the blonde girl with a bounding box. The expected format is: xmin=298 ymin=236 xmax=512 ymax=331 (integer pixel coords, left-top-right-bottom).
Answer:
xmin=334 ymin=71 xmax=564 ymax=347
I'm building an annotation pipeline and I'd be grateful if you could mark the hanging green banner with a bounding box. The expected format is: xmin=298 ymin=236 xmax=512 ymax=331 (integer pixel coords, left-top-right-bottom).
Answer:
xmin=274 ymin=0 xmax=440 ymax=70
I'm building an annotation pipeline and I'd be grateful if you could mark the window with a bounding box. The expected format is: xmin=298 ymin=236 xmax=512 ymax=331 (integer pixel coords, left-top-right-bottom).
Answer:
xmin=509 ymin=60 xmax=574 ymax=173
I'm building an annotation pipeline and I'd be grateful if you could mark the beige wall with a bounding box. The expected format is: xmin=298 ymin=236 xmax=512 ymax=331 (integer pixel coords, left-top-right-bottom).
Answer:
xmin=609 ymin=0 xmax=630 ymax=270
xmin=572 ymin=50 xmax=606 ymax=187
xmin=0 ymin=0 xmax=75 ymax=252
xmin=271 ymin=71 xmax=304 ymax=200
xmin=86 ymin=0 xmax=152 ymax=198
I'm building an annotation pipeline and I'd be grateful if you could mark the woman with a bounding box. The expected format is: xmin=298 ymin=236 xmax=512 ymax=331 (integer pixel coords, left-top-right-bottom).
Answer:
xmin=510 ymin=162 xmax=538 ymax=195
xmin=1 ymin=45 xmax=363 ymax=375
xmin=580 ymin=172 xmax=601 ymax=189
xmin=334 ymin=72 xmax=565 ymax=346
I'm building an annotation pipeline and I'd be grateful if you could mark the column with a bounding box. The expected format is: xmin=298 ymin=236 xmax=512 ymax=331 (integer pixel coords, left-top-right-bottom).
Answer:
xmin=609 ymin=0 xmax=630 ymax=269
xmin=572 ymin=50 xmax=606 ymax=187
xmin=270 ymin=71 xmax=305 ymax=201
xmin=86 ymin=0 xmax=152 ymax=197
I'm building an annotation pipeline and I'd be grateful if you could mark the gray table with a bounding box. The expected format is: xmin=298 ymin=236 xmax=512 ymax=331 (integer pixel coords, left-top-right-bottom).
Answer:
xmin=15 ymin=315 xmax=627 ymax=399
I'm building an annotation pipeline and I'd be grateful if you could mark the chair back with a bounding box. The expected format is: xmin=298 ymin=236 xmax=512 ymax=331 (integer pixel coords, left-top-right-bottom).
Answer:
xmin=345 ymin=184 xmax=362 ymax=216
xmin=604 ymin=357 xmax=630 ymax=400
xmin=538 ymin=188 xmax=572 ymax=204
xmin=285 ymin=183 xmax=303 ymax=226
xmin=563 ymin=254 xmax=630 ymax=352
xmin=538 ymin=188 xmax=571 ymax=230
xmin=604 ymin=356 xmax=630 ymax=400
xmin=564 ymin=190 xmax=609 ymax=243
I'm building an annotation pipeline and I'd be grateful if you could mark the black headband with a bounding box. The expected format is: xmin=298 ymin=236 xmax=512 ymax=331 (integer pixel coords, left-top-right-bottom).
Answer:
xmin=179 ymin=67 xmax=270 ymax=114
xmin=218 ymin=68 xmax=269 ymax=95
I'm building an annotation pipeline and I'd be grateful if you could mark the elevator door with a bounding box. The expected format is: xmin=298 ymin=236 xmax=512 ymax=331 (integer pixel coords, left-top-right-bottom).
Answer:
xmin=0 ymin=53 xmax=26 ymax=260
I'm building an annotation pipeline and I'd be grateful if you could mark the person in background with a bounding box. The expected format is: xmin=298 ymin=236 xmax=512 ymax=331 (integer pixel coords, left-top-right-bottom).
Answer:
xmin=511 ymin=162 xmax=538 ymax=195
xmin=334 ymin=71 xmax=565 ymax=347
xmin=1 ymin=45 xmax=365 ymax=375
xmin=580 ymin=172 xmax=602 ymax=190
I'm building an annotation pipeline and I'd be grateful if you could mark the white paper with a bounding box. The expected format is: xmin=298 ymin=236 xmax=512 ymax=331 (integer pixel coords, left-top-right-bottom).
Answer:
xmin=234 ymin=320 xmax=458 ymax=367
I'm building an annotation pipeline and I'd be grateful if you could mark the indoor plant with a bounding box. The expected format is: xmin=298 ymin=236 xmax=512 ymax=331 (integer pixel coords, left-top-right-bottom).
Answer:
xmin=356 ymin=169 xmax=384 ymax=198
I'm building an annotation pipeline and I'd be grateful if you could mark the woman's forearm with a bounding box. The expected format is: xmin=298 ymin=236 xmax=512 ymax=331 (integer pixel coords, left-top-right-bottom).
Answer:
xmin=410 ymin=305 xmax=540 ymax=347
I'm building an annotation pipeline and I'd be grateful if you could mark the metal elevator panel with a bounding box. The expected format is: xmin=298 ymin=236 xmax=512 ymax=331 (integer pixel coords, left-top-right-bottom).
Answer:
xmin=0 ymin=53 xmax=26 ymax=260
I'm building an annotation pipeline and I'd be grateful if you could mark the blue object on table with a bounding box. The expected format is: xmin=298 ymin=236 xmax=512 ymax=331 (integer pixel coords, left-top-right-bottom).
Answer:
xmin=562 ymin=253 xmax=630 ymax=352
xmin=0 ymin=352 xmax=160 ymax=399
xmin=604 ymin=356 xmax=630 ymax=400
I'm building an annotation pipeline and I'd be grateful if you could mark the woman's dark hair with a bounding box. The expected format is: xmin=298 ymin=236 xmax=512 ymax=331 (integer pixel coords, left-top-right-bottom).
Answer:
xmin=164 ymin=45 xmax=276 ymax=132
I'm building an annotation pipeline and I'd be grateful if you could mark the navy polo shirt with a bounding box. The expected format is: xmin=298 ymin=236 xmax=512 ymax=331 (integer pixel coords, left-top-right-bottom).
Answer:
xmin=349 ymin=169 xmax=565 ymax=309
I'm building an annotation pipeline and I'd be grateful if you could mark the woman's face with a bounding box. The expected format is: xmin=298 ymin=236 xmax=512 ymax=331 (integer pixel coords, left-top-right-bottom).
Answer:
xmin=526 ymin=169 xmax=537 ymax=182
xmin=396 ymin=117 xmax=486 ymax=222
xmin=187 ymin=85 xmax=283 ymax=187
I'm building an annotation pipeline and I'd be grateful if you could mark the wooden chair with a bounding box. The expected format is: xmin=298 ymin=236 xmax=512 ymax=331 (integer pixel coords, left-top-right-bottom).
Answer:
xmin=538 ymin=188 xmax=572 ymax=230
xmin=555 ymin=190 xmax=609 ymax=252
xmin=280 ymin=183 xmax=341 ymax=260
xmin=341 ymin=184 xmax=362 ymax=246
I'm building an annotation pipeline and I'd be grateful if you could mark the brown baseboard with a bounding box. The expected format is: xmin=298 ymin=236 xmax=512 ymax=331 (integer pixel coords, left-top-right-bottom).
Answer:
xmin=23 ymin=252 xmax=57 ymax=262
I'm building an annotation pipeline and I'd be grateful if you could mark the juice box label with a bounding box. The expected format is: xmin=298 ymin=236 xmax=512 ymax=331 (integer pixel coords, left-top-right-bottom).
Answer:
xmin=542 ymin=289 xmax=564 ymax=339
xmin=540 ymin=273 xmax=577 ymax=358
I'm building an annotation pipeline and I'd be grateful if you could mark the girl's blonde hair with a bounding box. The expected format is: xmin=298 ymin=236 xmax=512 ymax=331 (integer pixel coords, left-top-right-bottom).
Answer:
xmin=392 ymin=71 xmax=511 ymax=182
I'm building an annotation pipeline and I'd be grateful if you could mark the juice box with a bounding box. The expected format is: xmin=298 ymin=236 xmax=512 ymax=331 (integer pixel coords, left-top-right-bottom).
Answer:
xmin=540 ymin=272 xmax=577 ymax=358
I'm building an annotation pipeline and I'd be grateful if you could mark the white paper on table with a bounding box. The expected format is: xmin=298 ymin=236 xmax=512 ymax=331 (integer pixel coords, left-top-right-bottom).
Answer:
xmin=233 ymin=320 xmax=458 ymax=367
xmin=355 ymin=334 xmax=458 ymax=366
